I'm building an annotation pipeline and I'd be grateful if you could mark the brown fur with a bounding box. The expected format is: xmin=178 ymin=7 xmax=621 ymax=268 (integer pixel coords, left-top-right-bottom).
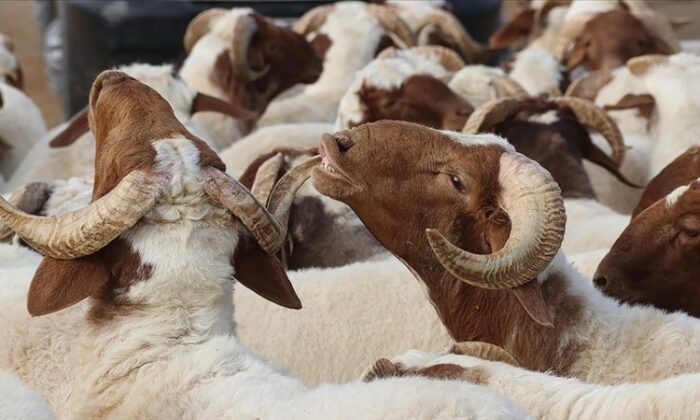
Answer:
xmin=604 ymin=93 xmax=656 ymax=122
xmin=488 ymin=9 xmax=536 ymax=50
xmin=566 ymin=10 xmax=674 ymax=71
xmin=207 ymin=12 xmax=322 ymax=115
xmin=373 ymin=35 xmax=397 ymax=58
xmin=313 ymin=121 xmax=586 ymax=374
xmin=596 ymin=152 xmax=700 ymax=316
xmin=353 ymin=75 xmax=473 ymax=131
xmin=310 ymin=33 xmax=332 ymax=60
xmin=405 ymin=363 xmax=472 ymax=381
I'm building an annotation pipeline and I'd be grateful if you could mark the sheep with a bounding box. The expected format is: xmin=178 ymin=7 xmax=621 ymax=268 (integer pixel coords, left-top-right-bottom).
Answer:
xmin=0 ymin=70 xmax=529 ymax=419
xmin=310 ymin=120 xmax=700 ymax=385
xmin=463 ymin=96 xmax=633 ymax=254
xmin=0 ymin=83 xmax=47 ymax=183
xmin=335 ymin=46 xmax=473 ymax=131
xmin=178 ymin=7 xmax=322 ymax=146
xmin=594 ymin=147 xmax=700 ymax=316
xmin=256 ymin=2 xmax=415 ymax=126
xmin=5 ymin=63 xmax=256 ymax=190
xmin=0 ymin=370 xmax=54 ymax=420
xmin=0 ymin=33 xmax=22 ymax=90
xmin=367 ymin=348 xmax=700 ymax=419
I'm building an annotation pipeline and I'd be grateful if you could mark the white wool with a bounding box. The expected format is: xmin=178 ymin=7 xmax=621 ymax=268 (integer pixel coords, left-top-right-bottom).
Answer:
xmin=385 ymin=0 xmax=446 ymax=30
xmin=0 ymin=84 xmax=47 ymax=183
xmin=563 ymin=0 xmax=618 ymax=22
xmin=562 ymin=198 xmax=629 ymax=255
xmin=508 ymin=48 xmax=563 ymax=96
xmin=0 ymin=370 xmax=54 ymax=420
xmin=0 ymin=42 xmax=18 ymax=83
xmin=448 ymin=65 xmax=506 ymax=108
xmin=527 ymin=6 xmax=569 ymax=54
xmin=258 ymin=2 xmax=387 ymax=126
xmin=444 ymin=131 xmax=515 ymax=153
xmin=390 ymin=349 xmax=700 ymax=419
xmin=0 ymin=243 xmax=41 ymax=269
xmin=666 ymin=184 xmax=692 ymax=207
xmin=568 ymin=248 xmax=609 ymax=280
xmin=335 ymin=51 xmax=449 ymax=130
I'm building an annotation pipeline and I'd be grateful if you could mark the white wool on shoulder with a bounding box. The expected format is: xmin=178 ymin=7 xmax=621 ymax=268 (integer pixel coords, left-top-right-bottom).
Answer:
xmin=508 ymin=48 xmax=563 ymax=96
xmin=568 ymin=248 xmax=609 ymax=280
xmin=448 ymin=65 xmax=506 ymax=108
xmin=562 ymin=198 xmax=629 ymax=255
xmin=0 ymin=370 xmax=54 ymax=420
xmin=335 ymin=51 xmax=449 ymax=129
xmin=0 ymin=84 xmax=47 ymax=182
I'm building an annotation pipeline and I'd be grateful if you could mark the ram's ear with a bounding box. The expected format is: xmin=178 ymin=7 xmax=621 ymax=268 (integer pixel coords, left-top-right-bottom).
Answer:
xmin=27 ymin=254 xmax=110 ymax=316
xmin=603 ymin=93 xmax=655 ymax=120
xmin=211 ymin=51 xmax=254 ymax=115
xmin=49 ymin=108 xmax=89 ymax=148
xmin=511 ymin=279 xmax=553 ymax=328
xmin=488 ymin=9 xmax=535 ymax=48
xmin=233 ymin=238 xmax=301 ymax=309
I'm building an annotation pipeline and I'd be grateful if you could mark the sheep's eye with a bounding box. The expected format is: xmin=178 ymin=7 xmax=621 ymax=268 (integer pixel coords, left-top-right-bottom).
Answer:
xmin=682 ymin=229 xmax=700 ymax=239
xmin=449 ymin=175 xmax=466 ymax=193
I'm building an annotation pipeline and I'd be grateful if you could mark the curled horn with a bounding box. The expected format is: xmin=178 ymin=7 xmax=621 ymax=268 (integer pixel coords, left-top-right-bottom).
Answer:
xmin=251 ymin=153 xmax=284 ymax=203
xmin=0 ymin=171 xmax=169 ymax=259
xmin=564 ymin=70 xmax=612 ymax=100
xmin=414 ymin=9 xmax=484 ymax=62
xmin=365 ymin=4 xmax=415 ymax=48
xmin=426 ymin=152 xmax=566 ymax=289
xmin=451 ymin=342 xmax=521 ymax=366
xmin=184 ymin=8 xmax=227 ymax=53
xmin=191 ymin=92 xmax=257 ymax=120
xmin=230 ymin=13 xmax=270 ymax=82
xmin=489 ymin=76 xmax=529 ymax=99
xmin=202 ymin=156 xmax=321 ymax=254
xmin=0 ymin=182 xmax=53 ymax=242
xmin=378 ymin=46 xmax=465 ymax=72
xmin=552 ymin=97 xmax=625 ymax=165
xmin=626 ymin=54 xmax=669 ymax=75
xmin=462 ymin=97 xmax=526 ymax=134
xmin=293 ymin=4 xmax=335 ymax=35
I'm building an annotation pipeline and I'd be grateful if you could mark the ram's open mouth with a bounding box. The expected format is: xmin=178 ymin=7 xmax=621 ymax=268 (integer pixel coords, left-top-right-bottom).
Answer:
xmin=316 ymin=135 xmax=357 ymax=185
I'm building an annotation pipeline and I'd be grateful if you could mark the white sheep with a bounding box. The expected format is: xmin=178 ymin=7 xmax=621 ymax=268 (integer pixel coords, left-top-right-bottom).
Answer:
xmin=0 ymin=83 xmax=47 ymax=184
xmin=377 ymin=348 xmax=700 ymax=419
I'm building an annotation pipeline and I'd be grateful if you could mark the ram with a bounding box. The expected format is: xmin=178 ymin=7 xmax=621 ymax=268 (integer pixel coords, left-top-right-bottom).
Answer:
xmin=594 ymin=146 xmax=700 ymax=317
xmin=0 ymin=71 xmax=528 ymax=419
xmin=310 ymin=120 xmax=700 ymax=385
xmin=463 ymin=96 xmax=632 ymax=255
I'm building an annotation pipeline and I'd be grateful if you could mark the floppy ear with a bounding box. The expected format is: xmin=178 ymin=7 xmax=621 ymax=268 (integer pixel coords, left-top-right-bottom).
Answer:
xmin=603 ymin=93 xmax=655 ymax=120
xmin=191 ymin=92 xmax=258 ymax=121
xmin=211 ymin=51 xmax=254 ymax=115
xmin=489 ymin=9 xmax=535 ymax=48
xmin=49 ymin=108 xmax=89 ymax=148
xmin=27 ymin=254 xmax=110 ymax=316
xmin=512 ymin=279 xmax=553 ymax=328
xmin=233 ymin=238 xmax=302 ymax=309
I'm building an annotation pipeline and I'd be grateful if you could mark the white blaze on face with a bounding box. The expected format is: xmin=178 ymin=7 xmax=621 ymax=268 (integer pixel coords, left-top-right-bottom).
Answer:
xmin=441 ymin=130 xmax=515 ymax=152
xmin=665 ymin=180 xmax=700 ymax=208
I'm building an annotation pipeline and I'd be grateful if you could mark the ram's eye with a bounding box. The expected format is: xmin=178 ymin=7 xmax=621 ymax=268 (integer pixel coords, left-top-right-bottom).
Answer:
xmin=449 ymin=175 xmax=466 ymax=193
xmin=682 ymin=229 xmax=700 ymax=239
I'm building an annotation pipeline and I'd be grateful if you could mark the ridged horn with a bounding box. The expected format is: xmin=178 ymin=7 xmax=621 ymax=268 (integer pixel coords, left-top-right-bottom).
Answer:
xmin=0 ymin=182 xmax=53 ymax=242
xmin=462 ymin=97 xmax=526 ymax=134
xmin=293 ymin=4 xmax=335 ymax=35
xmin=490 ymin=75 xmax=529 ymax=99
xmin=184 ymin=8 xmax=227 ymax=53
xmin=230 ymin=13 xmax=270 ymax=82
xmin=414 ymin=9 xmax=485 ymax=62
xmin=366 ymin=4 xmax=415 ymax=48
xmin=0 ymin=170 xmax=168 ymax=259
xmin=426 ymin=152 xmax=566 ymax=289
xmin=552 ymin=97 xmax=625 ymax=165
xmin=251 ymin=153 xmax=284 ymax=203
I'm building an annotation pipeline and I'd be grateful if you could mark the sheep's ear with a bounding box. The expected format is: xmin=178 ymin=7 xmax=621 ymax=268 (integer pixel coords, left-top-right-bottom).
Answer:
xmin=488 ymin=9 xmax=535 ymax=48
xmin=603 ymin=93 xmax=655 ymax=120
xmin=27 ymin=255 xmax=110 ymax=316
xmin=48 ymin=108 xmax=89 ymax=148
xmin=233 ymin=239 xmax=302 ymax=309
xmin=511 ymin=279 xmax=553 ymax=328
xmin=211 ymin=51 xmax=254 ymax=116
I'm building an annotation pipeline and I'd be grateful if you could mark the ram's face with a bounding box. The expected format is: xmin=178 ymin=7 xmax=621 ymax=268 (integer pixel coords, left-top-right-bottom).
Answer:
xmin=312 ymin=121 xmax=511 ymax=256
xmin=595 ymin=181 xmax=700 ymax=316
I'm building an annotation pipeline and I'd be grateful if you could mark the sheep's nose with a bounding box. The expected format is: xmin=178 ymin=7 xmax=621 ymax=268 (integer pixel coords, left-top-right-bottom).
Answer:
xmin=593 ymin=275 xmax=608 ymax=290
xmin=332 ymin=131 xmax=355 ymax=153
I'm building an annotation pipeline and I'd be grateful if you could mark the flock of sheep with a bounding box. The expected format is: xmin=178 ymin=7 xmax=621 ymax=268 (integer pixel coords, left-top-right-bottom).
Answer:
xmin=0 ymin=0 xmax=700 ymax=418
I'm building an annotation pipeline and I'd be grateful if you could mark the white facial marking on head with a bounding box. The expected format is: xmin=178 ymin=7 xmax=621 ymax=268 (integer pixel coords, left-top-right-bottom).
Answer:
xmin=665 ymin=179 xmax=700 ymax=207
xmin=441 ymin=131 xmax=515 ymax=153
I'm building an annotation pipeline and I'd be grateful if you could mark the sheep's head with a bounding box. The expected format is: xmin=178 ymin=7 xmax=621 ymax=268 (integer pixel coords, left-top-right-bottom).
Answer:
xmin=337 ymin=48 xmax=472 ymax=130
xmin=184 ymin=8 xmax=323 ymax=114
xmin=0 ymin=71 xmax=309 ymax=316
xmin=595 ymin=178 xmax=700 ymax=317
xmin=565 ymin=9 xmax=675 ymax=72
xmin=463 ymin=96 xmax=634 ymax=198
xmin=312 ymin=121 xmax=567 ymax=328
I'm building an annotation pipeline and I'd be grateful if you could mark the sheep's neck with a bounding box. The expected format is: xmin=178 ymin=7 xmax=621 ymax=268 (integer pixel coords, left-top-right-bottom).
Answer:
xmin=401 ymin=247 xmax=585 ymax=375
